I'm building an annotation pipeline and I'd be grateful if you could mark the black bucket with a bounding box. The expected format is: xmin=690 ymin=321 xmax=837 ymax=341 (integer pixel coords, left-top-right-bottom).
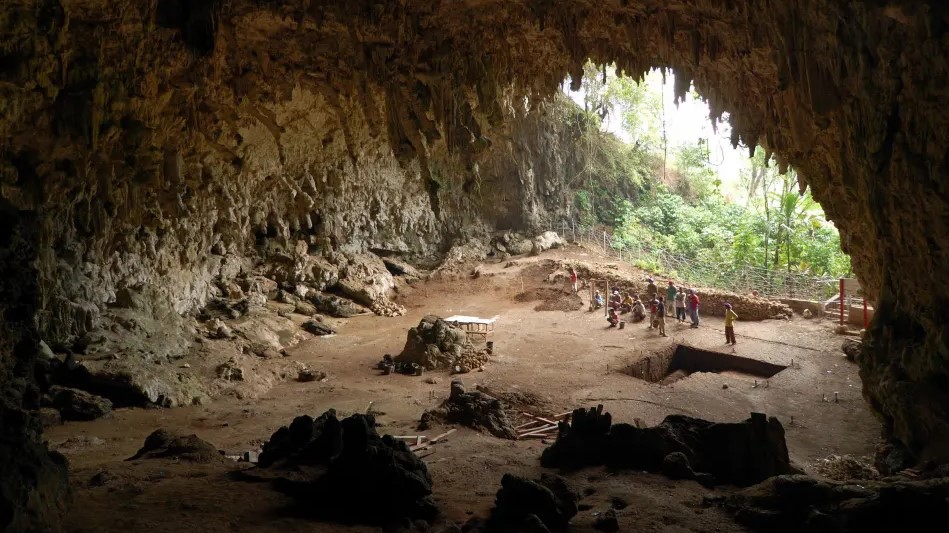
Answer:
xmin=486 ymin=341 xmax=494 ymax=354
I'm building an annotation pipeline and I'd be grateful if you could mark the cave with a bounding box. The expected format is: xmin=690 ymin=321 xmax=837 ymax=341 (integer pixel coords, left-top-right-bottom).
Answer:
xmin=624 ymin=345 xmax=787 ymax=385
xmin=2 ymin=1 xmax=949 ymax=531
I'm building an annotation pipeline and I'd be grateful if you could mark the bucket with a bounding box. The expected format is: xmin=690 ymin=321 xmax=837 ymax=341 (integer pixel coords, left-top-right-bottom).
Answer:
xmin=382 ymin=365 xmax=392 ymax=375
xmin=486 ymin=341 xmax=494 ymax=354
xmin=619 ymin=321 xmax=625 ymax=330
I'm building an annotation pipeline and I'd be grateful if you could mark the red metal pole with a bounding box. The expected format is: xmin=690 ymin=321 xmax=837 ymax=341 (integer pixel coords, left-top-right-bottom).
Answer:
xmin=839 ymin=278 xmax=845 ymax=326
xmin=863 ymin=297 xmax=868 ymax=329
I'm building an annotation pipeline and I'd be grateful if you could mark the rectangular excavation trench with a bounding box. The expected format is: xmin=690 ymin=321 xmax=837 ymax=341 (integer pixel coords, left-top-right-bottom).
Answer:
xmin=623 ymin=345 xmax=787 ymax=385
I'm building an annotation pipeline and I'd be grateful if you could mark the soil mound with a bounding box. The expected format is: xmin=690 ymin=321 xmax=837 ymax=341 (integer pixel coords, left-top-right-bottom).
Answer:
xmin=420 ymin=379 xmax=517 ymax=439
xmin=129 ymin=429 xmax=222 ymax=463
xmin=248 ymin=410 xmax=437 ymax=527
xmin=487 ymin=473 xmax=579 ymax=532
xmin=514 ymin=287 xmax=583 ymax=312
xmin=541 ymin=407 xmax=794 ymax=487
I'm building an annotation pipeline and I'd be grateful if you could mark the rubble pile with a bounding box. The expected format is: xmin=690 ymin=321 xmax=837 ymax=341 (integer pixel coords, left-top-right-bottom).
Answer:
xmin=420 ymin=379 xmax=516 ymax=439
xmin=251 ymin=410 xmax=438 ymax=527
xmin=541 ymin=407 xmax=795 ymax=487
xmin=718 ymin=475 xmax=949 ymax=532
xmin=396 ymin=316 xmax=473 ymax=370
xmin=370 ymin=298 xmax=407 ymax=317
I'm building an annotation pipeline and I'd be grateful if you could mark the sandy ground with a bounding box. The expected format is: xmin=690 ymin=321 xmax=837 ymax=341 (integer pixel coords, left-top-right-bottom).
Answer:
xmin=46 ymin=244 xmax=880 ymax=533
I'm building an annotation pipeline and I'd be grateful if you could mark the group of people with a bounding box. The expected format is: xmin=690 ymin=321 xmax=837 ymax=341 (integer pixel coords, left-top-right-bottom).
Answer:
xmin=580 ymin=270 xmax=739 ymax=345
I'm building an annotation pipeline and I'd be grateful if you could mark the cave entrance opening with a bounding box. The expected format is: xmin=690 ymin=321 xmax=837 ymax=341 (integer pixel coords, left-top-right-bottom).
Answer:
xmin=560 ymin=63 xmax=852 ymax=303
xmin=622 ymin=344 xmax=787 ymax=386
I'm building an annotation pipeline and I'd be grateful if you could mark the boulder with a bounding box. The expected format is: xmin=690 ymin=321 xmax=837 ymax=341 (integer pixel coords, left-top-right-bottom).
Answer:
xmin=302 ymin=319 xmax=336 ymax=336
xmin=252 ymin=410 xmax=438 ymax=527
xmin=129 ymin=429 xmax=222 ymax=463
xmin=489 ymin=474 xmax=579 ymax=532
xmin=306 ymin=292 xmax=368 ymax=318
xmin=842 ymin=339 xmax=862 ymax=362
xmin=532 ymin=231 xmax=565 ymax=255
xmin=47 ymin=386 xmax=112 ymax=421
xmin=542 ymin=409 xmax=794 ymax=487
xmin=382 ymin=256 xmax=423 ymax=278
xmin=337 ymin=252 xmax=395 ymax=308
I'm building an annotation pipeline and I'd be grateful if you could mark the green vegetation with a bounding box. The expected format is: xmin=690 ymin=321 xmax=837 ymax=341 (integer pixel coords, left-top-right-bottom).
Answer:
xmin=565 ymin=62 xmax=852 ymax=289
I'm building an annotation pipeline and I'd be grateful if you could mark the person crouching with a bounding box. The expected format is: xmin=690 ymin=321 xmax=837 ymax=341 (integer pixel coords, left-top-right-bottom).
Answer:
xmin=607 ymin=307 xmax=620 ymax=328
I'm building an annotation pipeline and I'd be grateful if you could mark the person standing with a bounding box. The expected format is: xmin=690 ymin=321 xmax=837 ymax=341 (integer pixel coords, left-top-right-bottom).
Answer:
xmin=665 ymin=281 xmax=677 ymax=317
xmin=724 ymin=303 xmax=738 ymax=345
xmin=675 ymin=287 xmax=687 ymax=322
xmin=687 ymin=289 xmax=701 ymax=328
xmin=646 ymin=277 xmax=658 ymax=300
xmin=569 ymin=267 xmax=578 ymax=294
xmin=647 ymin=298 xmax=658 ymax=329
xmin=656 ymin=296 xmax=667 ymax=336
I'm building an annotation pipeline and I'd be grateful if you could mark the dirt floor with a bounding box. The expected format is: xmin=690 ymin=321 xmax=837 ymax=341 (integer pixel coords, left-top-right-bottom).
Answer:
xmin=46 ymin=244 xmax=880 ymax=533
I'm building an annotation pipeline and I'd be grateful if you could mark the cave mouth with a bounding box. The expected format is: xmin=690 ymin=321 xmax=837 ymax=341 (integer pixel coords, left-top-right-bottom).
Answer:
xmin=623 ymin=345 xmax=787 ymax=385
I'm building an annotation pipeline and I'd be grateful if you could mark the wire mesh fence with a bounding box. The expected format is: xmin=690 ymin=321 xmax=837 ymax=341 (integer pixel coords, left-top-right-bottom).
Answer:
xmin=548 ymin=220 xmax=839 ymax=301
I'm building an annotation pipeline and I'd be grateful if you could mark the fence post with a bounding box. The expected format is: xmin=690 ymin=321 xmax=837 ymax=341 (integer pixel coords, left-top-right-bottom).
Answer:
xmin=602 ymin=231 xmax=607 ymax=251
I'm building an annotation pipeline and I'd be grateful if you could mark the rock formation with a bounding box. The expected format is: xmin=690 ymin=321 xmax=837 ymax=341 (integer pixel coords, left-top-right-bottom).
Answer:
xmin=2 ymin=0 xmax=949 ymax=529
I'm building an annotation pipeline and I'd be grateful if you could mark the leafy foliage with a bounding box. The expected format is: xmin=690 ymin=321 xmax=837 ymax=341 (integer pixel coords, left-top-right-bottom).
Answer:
xmin=562 ymin=63 xmax=852 ymax=281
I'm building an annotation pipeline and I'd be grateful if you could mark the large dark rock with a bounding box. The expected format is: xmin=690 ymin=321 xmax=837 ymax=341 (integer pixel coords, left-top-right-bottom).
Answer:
xmin=128 ymin=429 xmax=222 ymax=463
xmin=420 ymin=379 xmax=517 ymax=439
xmin=250 ymin=410 xmax=437 ymax=527
xmin=542 ymin=408 xmax=793 ymax=487
xmin=723 ymin=474 xmax=949 ymax=533
xmin=489 ymin=474 xmax=579 ymax=532
xmin=47 ymin=385 xmax=112 ymax=421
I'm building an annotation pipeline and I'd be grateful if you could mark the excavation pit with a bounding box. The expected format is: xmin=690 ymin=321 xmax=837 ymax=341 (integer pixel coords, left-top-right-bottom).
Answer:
xmin=623 ymin=345 xmax=787 ymax=385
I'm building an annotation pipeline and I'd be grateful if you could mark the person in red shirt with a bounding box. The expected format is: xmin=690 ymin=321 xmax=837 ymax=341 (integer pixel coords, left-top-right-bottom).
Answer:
xmin=687 ymin=289 xmax=701 ymax=328
xmin=569 ymin=267 xmax=578 ymax=294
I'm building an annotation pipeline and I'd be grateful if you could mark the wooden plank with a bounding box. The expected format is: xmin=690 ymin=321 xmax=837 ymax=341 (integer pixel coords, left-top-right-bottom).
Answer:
xmin=552 ymin=411 xmax=573 ymax=419
xmin=514 ymin=419 xmax=546 ymax=430
xmin=429 ymin=429 xmax=456 ymax=443
xmin=529 ymin=415 xmax=557 ymax=425
xmin=518 ymin=424 xmax=558 ymax=438
xmin=518 ymin=433 xmax=556 ymax=440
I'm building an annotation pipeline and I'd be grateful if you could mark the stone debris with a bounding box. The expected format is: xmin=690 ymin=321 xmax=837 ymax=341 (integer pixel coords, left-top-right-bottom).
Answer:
xmin=541 ymin=407 xmax=795 ymax=487
xmin=306 ymin=292 xmax=368 ymax=318
xmin=46 ymin=386 xmax=112 ymax=421
xmin=250 ymin=410 xmax=437 ymax=527
xmin=129 ymin=429 xmax=223 ymax=463
xmin=813 ymin=454 xmax=879 ymax=481
xmin=382 ymin=256 xmax=423 ymax=278
xmin=370 ymin=297 xmax=406 ymax=317
xmin=418 ymin=379 xmax=517 ymax=439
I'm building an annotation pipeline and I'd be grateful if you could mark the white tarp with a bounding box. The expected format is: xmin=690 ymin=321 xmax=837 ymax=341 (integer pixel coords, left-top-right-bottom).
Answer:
xmin=443 ymin=315 xmax=497 ymax=325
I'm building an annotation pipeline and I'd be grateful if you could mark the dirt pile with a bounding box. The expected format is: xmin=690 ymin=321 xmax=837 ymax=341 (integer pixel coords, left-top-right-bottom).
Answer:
xmin=248 ymin=410 xmax=437 ymax=527
xmin=567 ymin=261 xmax=792 ymax=320
xmin=128 ymin=429 xmax=223 ymax=463
xmin=419 ymin=379 xmax=517 ymax=439
xmin=396 ymin=316 xmax=480 ymax=370
xmin=719 ymin=475 xmax=949 ymax=533
xmin=541 ymin=407 xmax=794 ymax=487
xmin=515 ymin=287 xmax=583 ymax=312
